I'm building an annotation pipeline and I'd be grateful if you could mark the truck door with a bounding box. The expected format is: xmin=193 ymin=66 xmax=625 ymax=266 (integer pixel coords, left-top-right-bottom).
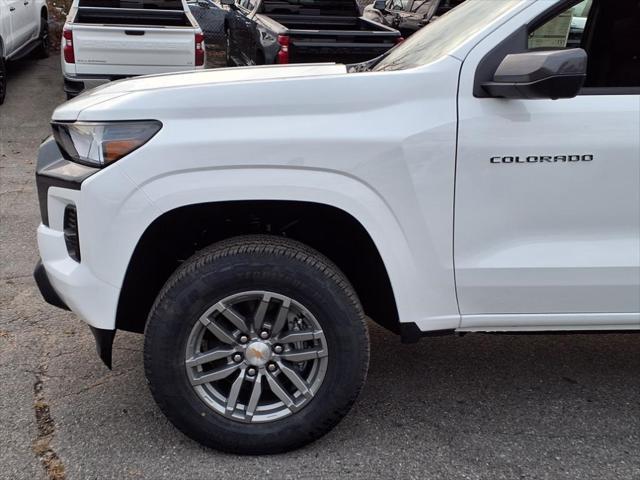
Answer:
xmin=227 ymin=0 xmax=256 ymax=64
xmin=6 ymin=0 xmax=31 ymax=48
xmin=455 ymin=0 xmax=640 ymax=329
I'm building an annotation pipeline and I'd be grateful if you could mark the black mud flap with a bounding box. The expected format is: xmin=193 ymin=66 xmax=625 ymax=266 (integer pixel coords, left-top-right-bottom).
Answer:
xmin=89 ymin=326 xmax=116 ymax=370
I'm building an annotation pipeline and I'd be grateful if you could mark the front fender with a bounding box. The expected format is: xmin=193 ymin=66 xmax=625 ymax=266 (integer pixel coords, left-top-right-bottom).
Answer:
xmin=79 ymin=165 xmax=457 ymax=330
xmin=151 ymin=167 xmax=423 ymax=324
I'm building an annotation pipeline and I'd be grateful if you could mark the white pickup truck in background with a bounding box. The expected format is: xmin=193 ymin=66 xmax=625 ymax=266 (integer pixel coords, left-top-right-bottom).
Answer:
xmin=0 ymin=0 xmax=49 ymax=104
xmin=61 ymin=0 xmax=205 ymax=98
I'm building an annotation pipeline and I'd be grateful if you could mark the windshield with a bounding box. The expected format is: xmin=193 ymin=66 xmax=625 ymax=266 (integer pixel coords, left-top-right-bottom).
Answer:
xmin=373 ymin=0 xmax=523 ymax=71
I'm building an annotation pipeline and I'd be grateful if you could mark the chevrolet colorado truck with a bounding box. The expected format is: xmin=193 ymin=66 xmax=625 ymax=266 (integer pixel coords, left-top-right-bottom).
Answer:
xmin=34 ymin=0 xmax=640 ymax=454
xmin=0 ymin=0 xmax=49 ymax=104
xmin=60 ymin=0 xmax=205 ymax=98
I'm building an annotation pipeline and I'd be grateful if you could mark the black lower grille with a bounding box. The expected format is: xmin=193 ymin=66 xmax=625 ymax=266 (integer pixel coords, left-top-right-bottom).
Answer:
xmin=63 ymin=205 xmax=81 ymax=262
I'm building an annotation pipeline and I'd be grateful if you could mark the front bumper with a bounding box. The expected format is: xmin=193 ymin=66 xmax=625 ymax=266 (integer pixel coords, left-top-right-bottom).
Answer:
xmin=35 ymin=137 xmax=119 ymax=368
xmin=33 ymin=260 xmax=69 ymax=311
xmin=33 ymin=260 xmax=116 ymax=368
xmin=35 ymin=137 xmax=121 ymax=330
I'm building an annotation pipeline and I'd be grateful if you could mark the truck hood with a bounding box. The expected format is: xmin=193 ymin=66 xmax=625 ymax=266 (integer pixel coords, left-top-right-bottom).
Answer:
xmin=53 ymin=64 xmax=348 ymax=121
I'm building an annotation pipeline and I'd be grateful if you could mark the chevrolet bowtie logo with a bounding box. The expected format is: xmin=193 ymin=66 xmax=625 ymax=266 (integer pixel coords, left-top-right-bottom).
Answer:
xmin=249 ymin=346 xmax=266 ymax=360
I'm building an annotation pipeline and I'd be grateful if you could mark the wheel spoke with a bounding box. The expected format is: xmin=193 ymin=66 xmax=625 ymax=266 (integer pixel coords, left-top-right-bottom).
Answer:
xmin=219 ymin=305 xmax=250 ymax=334
xmin=245 ymin=372 xmax=263 ymax=420
xmin=200 ymin=315 xmax=236 ymax=345
xmin=186 ymin=347 xmax=236 ymax=367
xmin=271 ymin=297 xmax=291 ymax=336
xmin=266 ymin=372 xmax=296 ymax=410
xmin=226 ymin=369 xmax=246 ymax=415
xmin=277 ymin=330 xmax=323 ymax=345
xmin=278 ymin=362 xmax=312 ymax=399
xmin=190 ymin=363 xmax=240 ymax=386
xmin=253 ymin=294 xmax=271 ymax=332
xmin=279 ymin=346 xmax=327 ymax=363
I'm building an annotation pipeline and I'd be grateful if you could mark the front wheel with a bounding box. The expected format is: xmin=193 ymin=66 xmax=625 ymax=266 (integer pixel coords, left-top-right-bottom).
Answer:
xmin=144 ymin=235 xmax=369 ymax=454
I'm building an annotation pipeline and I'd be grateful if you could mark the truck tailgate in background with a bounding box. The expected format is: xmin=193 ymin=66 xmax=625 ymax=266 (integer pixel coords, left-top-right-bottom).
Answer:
xmin=73 ymin=25 xmax=196 ymax=75
xmin=288 ymin=33 xmax=398 ymax=63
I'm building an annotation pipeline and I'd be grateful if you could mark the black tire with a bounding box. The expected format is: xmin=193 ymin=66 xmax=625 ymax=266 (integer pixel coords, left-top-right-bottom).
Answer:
xmin=34 ymin=17 xmax=50 ymax=59
xmin=65 ymin=92 xmax=75 ymax=100
xmin=144 ymin=235 xmax=369 ymax=454
xmin=0 ymin=57 xmax=6 ymax=105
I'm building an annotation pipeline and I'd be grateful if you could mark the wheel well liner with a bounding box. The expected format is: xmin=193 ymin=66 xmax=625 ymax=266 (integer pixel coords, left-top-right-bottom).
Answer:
xmin=115 ymin=200 xmax=400 ymax=335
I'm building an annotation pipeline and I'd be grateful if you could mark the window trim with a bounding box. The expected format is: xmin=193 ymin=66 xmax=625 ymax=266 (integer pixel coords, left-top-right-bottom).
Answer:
xmin=473 ymin=0 xmax=638 ymax=98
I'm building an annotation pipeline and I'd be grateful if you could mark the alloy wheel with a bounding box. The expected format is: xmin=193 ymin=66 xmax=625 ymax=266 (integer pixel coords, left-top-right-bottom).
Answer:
xmin=185 ymin=291 xmax=328 ymax=423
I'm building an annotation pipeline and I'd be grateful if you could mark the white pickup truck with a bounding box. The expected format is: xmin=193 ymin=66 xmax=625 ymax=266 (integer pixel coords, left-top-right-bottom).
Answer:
xmin=34 ymin=0 xmax=639 ymax=454
xmin=0 ymin=0 xmax=49 ymax=104
xmin=61 ymin=0 xmax=205 ymax=98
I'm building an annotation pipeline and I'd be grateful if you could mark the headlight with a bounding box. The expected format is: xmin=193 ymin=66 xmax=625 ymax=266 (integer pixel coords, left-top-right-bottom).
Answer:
xmin=51 ymin=121 xmax=162 ymax=167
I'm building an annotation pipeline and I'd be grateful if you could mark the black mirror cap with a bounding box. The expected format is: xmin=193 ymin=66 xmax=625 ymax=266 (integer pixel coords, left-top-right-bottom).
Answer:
xmin=482 ymin=48 xmax=587 ymax=100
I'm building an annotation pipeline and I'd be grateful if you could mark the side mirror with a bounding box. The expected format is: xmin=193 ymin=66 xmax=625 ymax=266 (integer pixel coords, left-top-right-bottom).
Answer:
xmin=373 ymin=0 xmax=386 ymax=10
xmin=220 ymin=0 xmax=235 ymax=6
xmin=482 ymin=48 xmax=587 ymax=100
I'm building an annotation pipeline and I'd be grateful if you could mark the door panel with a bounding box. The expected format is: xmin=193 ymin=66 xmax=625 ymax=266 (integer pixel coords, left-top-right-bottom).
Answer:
xmin=455 ymin=95 xmax=640 ymax=316
xmin=2 ymin=2 xmax=16 ymax=54
xmin=454 ymin=0 xmax=640 ymax=325
xmin=237 ymin=7 xmax=255 ymax=64
xmin=226 ymin=7 xmax=246 ymax=62
xmin=7 ymin=0 xmax=30 ymax=48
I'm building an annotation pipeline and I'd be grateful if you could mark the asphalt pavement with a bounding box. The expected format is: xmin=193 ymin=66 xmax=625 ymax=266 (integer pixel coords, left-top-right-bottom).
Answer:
xmin=0 ymin=54 xmax=639 ymax=480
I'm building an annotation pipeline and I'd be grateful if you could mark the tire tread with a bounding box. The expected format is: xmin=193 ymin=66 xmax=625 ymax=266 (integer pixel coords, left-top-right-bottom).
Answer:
xmin=143 ymin=235 xmax=369 ymax=453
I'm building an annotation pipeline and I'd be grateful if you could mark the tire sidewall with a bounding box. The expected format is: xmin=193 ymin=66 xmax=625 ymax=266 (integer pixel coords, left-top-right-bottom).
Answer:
xmin=144 ymin=247 xmax=368 ymax=452
xmin=0 ymin=57 xmax=6 ymax=105
xmin=37 ymin=18 xmax=49 ymax=58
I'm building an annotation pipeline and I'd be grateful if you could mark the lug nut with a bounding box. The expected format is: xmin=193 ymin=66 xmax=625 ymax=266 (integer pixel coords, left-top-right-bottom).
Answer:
xmin=273 ymin=345 xmax=283 ymax=354
xmin=233 ymin=353 xmax=243 ymax=363
xmin=260 ymin=330 xmax=270 ymax=339
xmin=247 ymin=367 xmax=257 ymax=377
xmin=267 ymin=363 xmax=277 ymax=372
xmin=239 ymin=335 xmax=249 ymax=344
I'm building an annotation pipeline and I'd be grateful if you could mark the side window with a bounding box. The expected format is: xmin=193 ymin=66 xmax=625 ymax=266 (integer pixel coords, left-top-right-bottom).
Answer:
xmin=246 ymin=0 xmax=256 ymax=10
xmin=528 ymin=0 xmax=592 ymax=50
xmin=529 ymin=0 xmax=640 ymax=89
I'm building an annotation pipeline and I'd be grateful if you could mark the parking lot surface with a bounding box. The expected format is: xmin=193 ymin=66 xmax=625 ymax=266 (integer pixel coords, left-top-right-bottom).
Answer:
xmin=1 ymin=55 xmax=639 ymax=480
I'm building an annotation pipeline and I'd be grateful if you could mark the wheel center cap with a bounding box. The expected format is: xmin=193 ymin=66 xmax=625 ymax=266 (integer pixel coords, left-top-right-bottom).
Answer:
xmin=245 ymin=341 xmax=271 ymax=367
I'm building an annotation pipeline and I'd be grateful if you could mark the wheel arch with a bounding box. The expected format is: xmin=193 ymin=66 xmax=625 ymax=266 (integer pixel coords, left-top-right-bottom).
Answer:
xmin=115 ymin=200 xmax=402 ymax=336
